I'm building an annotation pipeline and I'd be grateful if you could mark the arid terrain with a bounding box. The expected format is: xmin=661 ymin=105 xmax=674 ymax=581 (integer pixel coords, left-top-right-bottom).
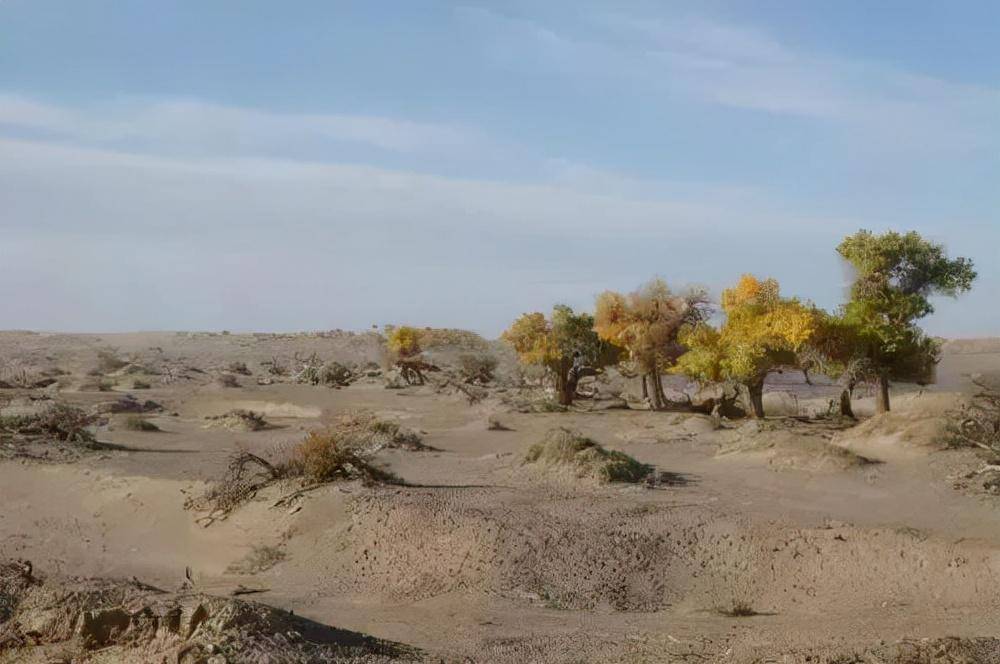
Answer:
xmin=3 ymin=330 xmax=1000 ymax=663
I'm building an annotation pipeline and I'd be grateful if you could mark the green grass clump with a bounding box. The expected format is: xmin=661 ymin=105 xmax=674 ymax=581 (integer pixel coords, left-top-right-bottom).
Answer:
xmin=124 ymin=416 xmax=159 ymax=432
xmin=524 ymin=428 xmax=651 ymax=483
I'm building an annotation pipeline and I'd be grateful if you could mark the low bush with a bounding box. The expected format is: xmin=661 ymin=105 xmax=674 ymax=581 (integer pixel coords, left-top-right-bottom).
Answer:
xmin=524 ymin=428 xmax=651 ymax=483
xmin=458 ymin=352 xmax=498 ymax=384
xmin=286 ymin=429 xmax=401 ymax=485
xmin=124 ymin=416 xmax=159 ymax=432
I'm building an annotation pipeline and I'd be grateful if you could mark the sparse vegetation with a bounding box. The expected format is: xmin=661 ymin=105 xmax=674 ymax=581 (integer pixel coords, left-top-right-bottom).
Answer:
xmin=0 ymin=403 xmax=97 ymax=444
xmin=227 ymin=361 xmax=252 ymax=375
xmin=458 ymin=352 xmax=498 ymax=384
xmin=205 ymin=409 xmax=268 ymax=432
xmin=286 ymin=429 xmax=401 ymax=484
xmin=131 ymin=379 xmax=151 ymax=390
xmin=124 ymin=415 xmax=159 ymax=432
xmin=216 ymin=373 xmax=239 ymax=388
xmin=524 ymin=428 xmax=651 ymax=483
xmin=226 ymin=544 xmax=286 ymax=574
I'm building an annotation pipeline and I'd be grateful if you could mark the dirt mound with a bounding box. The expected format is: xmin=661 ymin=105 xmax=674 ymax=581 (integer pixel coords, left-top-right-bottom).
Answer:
xmin=523 ymin=428 xmax=651 ymax=483
xmin=0 ymin=559 xmax=420 ymax=663
xmin=309 ymin=487 xmax=1000 ymax=623
xmin=836 ymin=392 xmax=962 ymax=458
xmin=719 ymin=423 xmax=874 ymax=472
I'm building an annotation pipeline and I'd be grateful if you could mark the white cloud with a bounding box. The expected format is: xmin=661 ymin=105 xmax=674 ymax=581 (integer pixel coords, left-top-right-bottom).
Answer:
xmin=0 ymin=94 xmax=482 ymax=156
xmin=461 ymin=8 xmax=1000 ymax=153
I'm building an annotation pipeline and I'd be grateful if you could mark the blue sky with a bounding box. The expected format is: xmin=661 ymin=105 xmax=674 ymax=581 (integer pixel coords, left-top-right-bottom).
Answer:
xmin=1 ymin=1 xmax=997 ymax=336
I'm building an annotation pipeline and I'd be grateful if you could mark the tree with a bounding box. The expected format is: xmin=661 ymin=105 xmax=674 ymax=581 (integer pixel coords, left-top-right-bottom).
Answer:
xmin=594 ymin=278 xmax=709 ymax=409
xmin=673 ymin=275 xmax=819 ymax=418
xmin=385 ymin=326 xmax=436 ymax=384
xmin=502 ymin=305 xmax=617 ymax=405
xmin=837 ymin=230 xmax=975 ymax=412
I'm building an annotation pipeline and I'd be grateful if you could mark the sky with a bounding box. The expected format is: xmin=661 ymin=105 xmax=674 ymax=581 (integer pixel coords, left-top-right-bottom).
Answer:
xmin=1 ymin=1 xmax=997 ymax=337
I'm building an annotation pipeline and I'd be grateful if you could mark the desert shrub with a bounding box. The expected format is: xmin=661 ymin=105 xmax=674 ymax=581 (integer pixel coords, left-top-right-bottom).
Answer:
xmin=948 ymin=377 xmax=1000 ymax=454
xmin=216 ymin=373 xmax=239 ymax=388
xmin=524 ymin=428 xmax=651 ymax=483
xmin=265 ymin=356 xmax=289 ymax=376
xmin=317 ymin=362 xmax=352 ymax=387
xmin=95 ymin=349 xmax=128 ymax=374
xmin=1 ymin=403 xmax=97 ymax=444
xmin=458 ymin=352 xmax=498 ymax=384
xmin=124 ymin=416 xmax=160 ymax=432
xmin=226 ymin=545 xmax=286 ymax=575
xmin=205 ymin=409 xmax=268 ymax=432
xmin=97 ymin=379 xmax=115 ymax=392
xmin=487 ymin=415 xmax=511 ymax=431
xmin=717 ymin=599 xmax=758 ymax=618
xmin=331 ymin=410 xmax=426 ymax=451
xmin=227 ymin=361 xmax=252 ymax=376
xmin=286 ymin=429 xmax=400 ymax=485
xmin=131 ymin=379 xmax=151 ymax=390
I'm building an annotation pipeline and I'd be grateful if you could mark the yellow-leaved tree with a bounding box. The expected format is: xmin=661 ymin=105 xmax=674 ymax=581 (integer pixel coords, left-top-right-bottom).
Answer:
xmin=502 ymin=305 xmax=617 ymax=405
xmin=385 ymin=325 xmax=432 ymax=384
xmin=594 ymin=278 xmax=708 ymax=409
xmin=673 ymin=275 xmax=819 ymax=418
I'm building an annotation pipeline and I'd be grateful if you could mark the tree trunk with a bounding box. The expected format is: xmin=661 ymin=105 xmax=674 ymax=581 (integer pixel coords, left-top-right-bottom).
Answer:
xmin=839 ymin=388 xmax=855 ymax=419
xmin=803 ymin=368 xmax=813 ymax=386
xmin=875 ymin=373 xmax=891 ymax=413
xmin=556 ymin=369 xmax=574 ymax=406
xmin=747 ymin=379 xmax=765 ymax=419
xmin=649 ymin=367 xmax=664 ymax=410
xmin=641 ymin=374 xmax=649 ymax=400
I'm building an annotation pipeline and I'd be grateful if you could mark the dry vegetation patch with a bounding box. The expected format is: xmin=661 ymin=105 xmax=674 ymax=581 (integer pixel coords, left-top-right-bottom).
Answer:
xmin=524 ymin=428 xmax=651 ymax=483
xmin=204 ymin=409 xmax=269 ymax=432
xmin=190 ymin=414 xmax=410 ymax=521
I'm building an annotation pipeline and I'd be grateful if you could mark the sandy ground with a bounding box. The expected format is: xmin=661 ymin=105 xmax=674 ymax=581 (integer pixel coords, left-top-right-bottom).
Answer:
xmin=3 ymin=331 xmax=1000 ymax=662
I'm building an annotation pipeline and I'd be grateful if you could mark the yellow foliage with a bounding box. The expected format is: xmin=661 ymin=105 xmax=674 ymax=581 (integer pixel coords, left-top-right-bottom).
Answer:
xmin=386 ymin=326 xmax=422 ymax=358
xmin=675 ymin=275 xmax=818 ymax=384
xmin=594 ymin=278 xmax=699 ymax=373
xmin=501 ymin=312 xmax=560 ymax=367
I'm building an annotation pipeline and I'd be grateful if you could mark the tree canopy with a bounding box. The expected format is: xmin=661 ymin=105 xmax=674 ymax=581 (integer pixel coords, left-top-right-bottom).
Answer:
xmin=836 ymin=230 xmax=975 ymax=411
xmin=503 ymin=305 xmax=617 ymax=405
xmin=673 ymin=275 xmax=819 ymax=417
xmin=594 ymin=278 xmax=708 ymax=409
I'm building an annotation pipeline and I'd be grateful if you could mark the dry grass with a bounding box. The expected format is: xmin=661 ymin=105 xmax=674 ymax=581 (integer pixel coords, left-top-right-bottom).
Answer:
xmin=216 ymin=373 xmax=240 ymax=388
xmin=524 ymin=428 xmax=651 ymax=483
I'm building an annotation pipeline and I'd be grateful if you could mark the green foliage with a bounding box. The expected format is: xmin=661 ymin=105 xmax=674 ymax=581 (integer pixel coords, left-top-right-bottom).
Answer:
xmin=836 ymin=230 xmax=974 ymax=393
xmin=503 ymin=305 xmax=617 ymax=375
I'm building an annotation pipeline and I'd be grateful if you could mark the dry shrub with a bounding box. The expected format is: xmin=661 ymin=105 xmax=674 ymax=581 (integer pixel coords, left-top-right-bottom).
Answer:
xmin=205 ymin=409 xmax=268 ymax=432
xmin=227 ymin=361 xmax=252 ymax=376
xmin=190 ymin=420 xmax=403 ymax=518
xmin=216 ymin=373 xmax=239 ymax=388
xmin=131 ymin=379 xmax=151 ymax=390
xmin=287 ymin=429 xmax=400 ymax=485
xmin=188 ymin=452 xmax=284 ymax=516
xmin=458 ymin=352 xmax=498 ymax=384
xmin=524 ymin=428 xmax=651 ymax=483
xmin=124 ymin=416 xmax=159 ymax=432
xmin=1 ymin=403 xmax=98 ymax=444
xmin=226 ymin=545 xmax=286 ymax=575
xmin=94 ymin=349 xmax=127 ymax=374
xmin=332 ymin=410 xmax=426 ymax=451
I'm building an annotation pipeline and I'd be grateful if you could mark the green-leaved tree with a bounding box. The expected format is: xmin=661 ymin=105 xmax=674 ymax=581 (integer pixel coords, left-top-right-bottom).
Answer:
xmin=837 ymin=230 xmax=976 ymax=412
